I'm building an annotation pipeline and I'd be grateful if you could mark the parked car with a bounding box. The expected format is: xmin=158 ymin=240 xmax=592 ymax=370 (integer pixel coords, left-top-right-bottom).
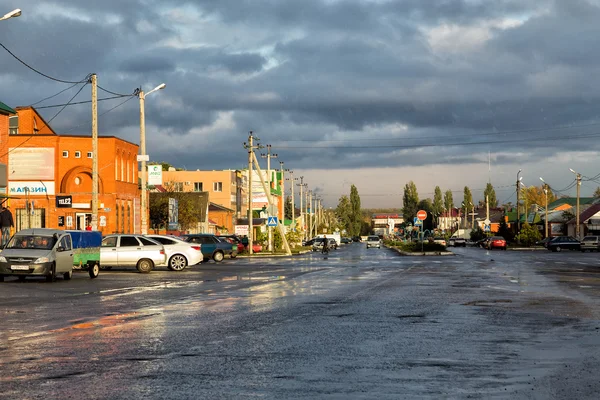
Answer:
xmin=547 ymin=236 xmax=581 ymax=252
xmin=341 ymin=237 xmax=352 ymax=244
xmin=580 ymin=236 xmax=600 ymax=252
xmin=312 ymin=237 xmax=337 ymax=251
xmin=101 ymin=234 xmax=166 ymax=273
xmin=218 ymin=235 xmax=245 ymax=253
xmin=432 ymin=237 xmax=446 ymax=246
xmin=303 ymin=238 xmax=317 ymax=246
xmin=535 ymin=237 xmax=553 ymax=248
xmin=352 ymin=236 xmax=362 ymax=242
xmin=0 ymin=229 xmax=74 ymax=282
xmin=182 ymin=234 xmax=237 ymax=262
xmin=145 ymin=234 xmax=203 ymax=270
xmin=366 ymin=235 xmax=381 ymax=249
xmin=448 ymin=237 xmax=466 ymax=247
xmin=486 ymin=236 xmax=507 ymax=250
xmin=236 ymin=235 xmax=263 ymax=253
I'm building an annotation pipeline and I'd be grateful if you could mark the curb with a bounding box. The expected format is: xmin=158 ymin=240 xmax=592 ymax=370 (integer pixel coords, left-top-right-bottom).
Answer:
xmin=387 ymin=247 xmax=455 ymax=256
xmin=235 ymin=249 xmax=312 ymax=258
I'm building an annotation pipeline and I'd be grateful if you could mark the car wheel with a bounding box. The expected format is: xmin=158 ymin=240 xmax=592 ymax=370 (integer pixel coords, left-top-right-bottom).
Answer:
xmin=230 ymin=253 xmax=237 ymax=259
xmin=212 ymin=251 xmax=224 ymax=262
xmin=63 ymin=270 xmax=73 ymax=280
xmin=136 ymin=259 xmax=153 ymax=273
xmin=88 ymin=263 xmax=99 ymax=279
xmin=555 ymin=246 xmax=562 ymax=252
xmin=46 ymin=263 xmax=56 ymax=282
xmin=169 ymin=254 xmax=188 ymax=271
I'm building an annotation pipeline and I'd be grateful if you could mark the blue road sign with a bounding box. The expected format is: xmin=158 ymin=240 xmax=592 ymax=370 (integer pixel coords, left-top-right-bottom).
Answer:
xmin=267 ymin=216 xmax=278 ymax=227
xmin=413 ymin=217 xmax=423 ymax=227
xmin=484 ymin=224 xmax=491 ymax=232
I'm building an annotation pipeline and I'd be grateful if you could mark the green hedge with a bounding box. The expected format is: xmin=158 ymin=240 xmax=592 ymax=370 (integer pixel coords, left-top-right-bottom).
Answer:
xmin=384 ymin=240 xmax=447 ymax=252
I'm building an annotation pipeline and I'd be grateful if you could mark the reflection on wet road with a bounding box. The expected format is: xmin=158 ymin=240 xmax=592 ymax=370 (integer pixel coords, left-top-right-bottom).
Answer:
xmin=1 ymin=244 xmax=600 ymax=399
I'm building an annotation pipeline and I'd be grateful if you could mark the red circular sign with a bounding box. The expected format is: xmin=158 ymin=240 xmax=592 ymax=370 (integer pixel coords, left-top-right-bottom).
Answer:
xmin=417 ymin=210 xmax=427 ymax=220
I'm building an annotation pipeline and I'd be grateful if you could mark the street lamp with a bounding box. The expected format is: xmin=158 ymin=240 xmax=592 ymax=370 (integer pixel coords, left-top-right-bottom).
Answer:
xmin=540 ymin=177 xmax=549 ymax=239
xmin=570 ymin=168 xmax=582 ymax=238
xmin=139 ymin=83 xmax=166 ymax=235
xmin=516 ymin=170 xmax=522 ymax=243
xmin=0 ymin=9 xmax=21 ymax=21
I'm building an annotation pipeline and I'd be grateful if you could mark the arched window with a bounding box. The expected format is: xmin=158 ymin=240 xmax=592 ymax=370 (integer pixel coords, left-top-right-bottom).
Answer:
xmin=127 ymin=203 xmax=131 ymax=233
xmin=121 ymin=203 xmax=125 ymax=233
xmin=120 ymin=155 xmax=124 ymax=181
xmin=115 ymin=155 xmax=119 ymax=180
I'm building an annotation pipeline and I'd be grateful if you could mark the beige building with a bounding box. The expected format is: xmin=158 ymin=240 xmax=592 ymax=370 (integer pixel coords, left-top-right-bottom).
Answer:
xmin=141 ymin=168 xmax=246 ymax=233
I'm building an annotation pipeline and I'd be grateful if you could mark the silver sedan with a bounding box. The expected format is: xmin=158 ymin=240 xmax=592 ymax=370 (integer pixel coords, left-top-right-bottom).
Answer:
xmin=145 ymin=234 xmax=203 ymax=271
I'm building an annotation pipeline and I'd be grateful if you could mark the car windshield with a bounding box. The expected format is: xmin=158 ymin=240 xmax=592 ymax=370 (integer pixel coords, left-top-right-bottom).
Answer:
xmin=368 ymin=236 xmax=379 ymax=241
xmin=6 ymin=235 xmax=56 ymax=250
xmin=583 ymin=236 xmax=597 ymax=241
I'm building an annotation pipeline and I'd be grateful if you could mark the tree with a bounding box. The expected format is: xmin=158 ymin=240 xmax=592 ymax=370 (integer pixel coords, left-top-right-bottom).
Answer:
xmin=518 ymin=222 xmax=541 ymax=247
xmin=462 ymin=186 xmax=473 ymax=228
xmin=483 ymin=183 xmax=498 ymax=208
xmin=349 ymin=185 xmax=362 ymax=236
xmin=402 ymin=181 xmax=419 ymax=222
xmin=444 ymin=190 xmax=454 ymax=212
xmin=521 ymin=185 xmax=557 ymax=212
xmin=497 ymin=217 xmax=514 ymax=242
xmin=594 ymin=187 xmax=600 ymax=198
xmin=470 ymin=225 xmax=486 ymax=242
xmin=417 ymin=199 xmax=433 ymax=231
xmin=284 ymin=196 xmax=293 ymax=220
xmin=432 ymin=186 xmax=443 ymax=225
xmin=335 ymin=195 xmax=352 ymax=236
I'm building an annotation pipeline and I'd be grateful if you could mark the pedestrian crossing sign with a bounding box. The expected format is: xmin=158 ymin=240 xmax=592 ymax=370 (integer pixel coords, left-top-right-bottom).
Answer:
xmin=484 ymin=224 xmax=491 ymax=232
xmin=267 ymin=216 xmax=278 ymax=226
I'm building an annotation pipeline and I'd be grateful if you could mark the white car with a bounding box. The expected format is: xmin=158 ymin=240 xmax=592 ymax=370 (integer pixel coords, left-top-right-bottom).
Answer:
xmin=366 ymin=235 xmax=381 ymax=249
xmin=145 ymin=234 xmax=203 ymax=271
xmin=101 ymin=234 xmax=166 ymax=273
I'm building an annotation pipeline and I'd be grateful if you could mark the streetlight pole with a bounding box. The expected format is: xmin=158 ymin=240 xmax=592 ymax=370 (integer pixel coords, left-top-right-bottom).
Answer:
xmin=279 ymin=161 xmax=285 ymax=224
xmin=540 ymin=178 xmax=549 ymax=238
xmin=570 ymin=168 xmax=582 ymax=238
xmin=138 ymin=83 xmax=166 ymax=235
xmin=516 ymin=169 xmax=522 ymax=243
xmin=91 ymin=74 xmax=98 ymax=231
xmin=286 ymin=171 xmax=297 ymax=231
xmin=0 ymin=9 xmax=21 ymax=21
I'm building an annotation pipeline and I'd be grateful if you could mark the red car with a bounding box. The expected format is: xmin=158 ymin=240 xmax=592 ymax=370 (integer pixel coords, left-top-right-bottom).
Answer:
xmin=218 ymin=235 xmax=262 ymax=253
xmin=486 ymin=236 xmax=507 ymax=250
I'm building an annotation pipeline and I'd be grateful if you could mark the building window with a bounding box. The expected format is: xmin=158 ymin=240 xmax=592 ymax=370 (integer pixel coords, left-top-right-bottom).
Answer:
xmin=174 ymin=182 xmax=184 ymax=192
xmin=62 ymin=151 xmax=69 ymax=158
xmin=120 ymin=155 xmax=124 ymax=181
xmin=194 ymin=182 xmax=203 ymax=192
xmin=87 ymin=152 xmax=93 ymax=158
xmin=213 ymin=182 xmax=223 ymax=192
xmin=75 ymin=151 xmax=81 ymax=158
xmin=115 ymin=156 xmax=119 ymax=180
xmin=9 ymin=116 xmax=18 ymax=135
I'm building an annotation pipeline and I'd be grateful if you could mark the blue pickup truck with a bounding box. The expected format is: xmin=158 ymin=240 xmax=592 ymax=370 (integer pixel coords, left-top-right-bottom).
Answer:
xmin=181 ymin=234 xmax=237 ymax=262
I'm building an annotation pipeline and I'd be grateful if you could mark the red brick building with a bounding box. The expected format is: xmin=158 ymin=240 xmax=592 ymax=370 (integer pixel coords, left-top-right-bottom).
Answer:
xmin=3 ymin=106 xmax=140 ymax=234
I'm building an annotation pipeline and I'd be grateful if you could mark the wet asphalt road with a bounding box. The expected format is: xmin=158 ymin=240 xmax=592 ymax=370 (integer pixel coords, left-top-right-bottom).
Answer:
xmin=1 ymin=244 xmax=600 ymax=399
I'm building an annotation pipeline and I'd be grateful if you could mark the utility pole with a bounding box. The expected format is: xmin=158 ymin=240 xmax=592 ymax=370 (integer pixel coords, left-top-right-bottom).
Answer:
xmin=280 ymin=161 xmax=285 ymax=225
xmin=544 ymin=185 xmax=548 ymax=238
xmin=251 ymin=152 xmax=291 ymax=255
xmin=286 ymin=171 xmax=297 ymax=231
xmin=471 ymin=203 xmax=475 ymax=230
xmin=91 ymin=74 xmax=98 ymax=231
xmin=261 ymin=145 xmax=277 ymax=252
xmin=297 ymin=177 xmax=304 ymax=239
xmin=244 ymin=131 xmax=260 ymax=255
xmin=570 ymin=169 xmax=581 ymax=238
xmin=516 ymin=169 xmax=522 ymax=243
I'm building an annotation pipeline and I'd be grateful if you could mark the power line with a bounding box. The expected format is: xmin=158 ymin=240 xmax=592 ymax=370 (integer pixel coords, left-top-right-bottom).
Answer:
xmin=30 ymin=81 xmax=83 ymax=106
xmin=63 ymin=95 xmax=136 ymax=133
xmin=0 ymin=82 xmax=89 ymax=159
xmin=98 ymin=85 xmax=139 ymax=97
xmin=0 ymin=42 xmax=88 ymax=84
xmin=273 ymin=131 xmax=600 ymax=150
xmin=34 ymin=95 xmax=132 ymax=109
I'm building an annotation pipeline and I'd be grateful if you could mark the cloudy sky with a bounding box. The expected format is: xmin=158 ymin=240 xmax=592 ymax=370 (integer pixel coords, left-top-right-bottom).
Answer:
xmin=2 ymin=0 xmax=600 ymax=208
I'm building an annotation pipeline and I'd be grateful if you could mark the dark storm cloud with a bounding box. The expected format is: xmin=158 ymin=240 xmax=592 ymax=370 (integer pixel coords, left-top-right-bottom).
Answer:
xmin=1 ymin=0 xmax=600 ymax=179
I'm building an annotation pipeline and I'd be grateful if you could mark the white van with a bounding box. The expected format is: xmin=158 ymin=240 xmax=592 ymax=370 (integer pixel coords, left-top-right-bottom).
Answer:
xmin=0 ymin=229 xmax=74 ymax=282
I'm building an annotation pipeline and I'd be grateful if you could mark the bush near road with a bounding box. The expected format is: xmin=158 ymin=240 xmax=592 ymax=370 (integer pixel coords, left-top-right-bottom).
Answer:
xmin=384 ymin=239 xmax=446 ymax=252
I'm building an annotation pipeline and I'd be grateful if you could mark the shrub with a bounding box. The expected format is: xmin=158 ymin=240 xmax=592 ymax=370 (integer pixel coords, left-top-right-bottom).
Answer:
xmin=517 ymin=222 xmax=541 ymax=247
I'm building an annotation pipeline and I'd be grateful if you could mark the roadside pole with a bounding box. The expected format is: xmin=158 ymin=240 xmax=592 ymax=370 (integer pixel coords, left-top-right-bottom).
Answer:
xmin=252 ymin=152 xmax=291 ymax=255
